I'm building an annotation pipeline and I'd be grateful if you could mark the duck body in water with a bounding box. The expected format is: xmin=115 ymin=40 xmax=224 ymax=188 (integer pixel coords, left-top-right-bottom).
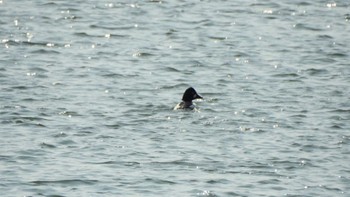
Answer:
xmin=174 ymin=87 xmax=203 ymax=110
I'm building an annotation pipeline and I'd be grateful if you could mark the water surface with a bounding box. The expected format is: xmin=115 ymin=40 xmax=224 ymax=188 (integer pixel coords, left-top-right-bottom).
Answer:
xmin=1 ymin=0 xmax=349 ymax=196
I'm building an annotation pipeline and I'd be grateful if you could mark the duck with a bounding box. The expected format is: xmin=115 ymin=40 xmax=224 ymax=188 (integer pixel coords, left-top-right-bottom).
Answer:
xmin=174 ymin=87 xmax=203 ymax=110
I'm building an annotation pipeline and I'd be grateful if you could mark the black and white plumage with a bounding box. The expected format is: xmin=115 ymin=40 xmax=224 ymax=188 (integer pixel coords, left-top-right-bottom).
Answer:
xmin=174 ymin=87 xmax=203 ymax=110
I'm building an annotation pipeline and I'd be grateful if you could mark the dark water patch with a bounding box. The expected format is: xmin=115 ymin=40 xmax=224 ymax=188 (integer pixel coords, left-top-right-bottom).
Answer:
xmin=107 ymin=161 xmax=139 ymax=165
xmin=96 ymin=134 xmax=115 ymax=139
xmin=88 ymin=160 xmax=141 ymax=168
xmin=289 ymin=114 xmax=307 ymax=119
xmin=160 ymin=83 xmax=191 ymax=89
xmin=40 ymin=2 xmax=57 ymax=6
xmin=224 ymin=191 xmax=242 ymax=196
xmin=206 ymin=179 xmax=229 ymax=184
xmin=57 ymin=139 xmax=76 ymax=145
xmin=15 ymin=155 xmax=38 ymax=162
xmin=234 ymin=51 xmax=251 ymax=58
xmin=12 ymin=84 xmax=49 ymax=92
xmin=245 ymin=163 xmax=274 ymax=171
xmin=91 ymin=160 xmax=117 ymax=165
xmin=119 ymin=73 xmax=140 ymax=78
xmin=303 ymin=68 xmax=329 ymax=76
xmin=31 ymin=49 xmax=60 ymax=54
xmin=257 ymin=178 xmax=281 ymax=184
xmin=300 ymin=144 xmax=336 ymax=152
xmin=208 ymin=36 xmax=227 ymax=41
xmin=329 ymin=90 xmax=344 ymax=96
xmin=181 ymin=18 xmax=211 ymax=26
xmin=0 ymin=67 xmax=6 ymax=72
xmin=330 ymin=124 xmax=343 ymax=129
xmin=5 ymin=40 xmax=62 ymax=48
xmin=12 ymin=116 xmax=48 ymax=122
xmin=144 ymin=178 xmax=177 ymax=185
xmin=33 ymin=123 xmax=46 ymax=127
xmin=282 ymin=78 xmax=304 ymax=83
xmin=105 ymin=124 xmax=120 ymax=129
xmin=108 ymin=33 xmax=129 ymax=38
xmin=150 ymin=160 xmax=198 ymax=168
xmin=73 ymin=130 xmax=94 ymax=137
xmin=90 ymin=24 xmax=134 ymax=30
xmin=189 ymin=60 xmax=205 ymax=67
xmin=11 ymin=86 xmax=28 ymax=90
xmin=345 ymin=14 xmax=350 ymax=20
xmin=329 ymin=115 xmax=344 ymax=121
xmin=327 ymin=52 xmax=348 ymax=58
xmin=219 ymin=8 xmax=256 ymax=15
xmin=268 ymin=159 xmax=304 ymax=170
xmin=180 ymin=69 xmax=195 ymax=75
xmin=133 ymin=52 xmax=154 ymax=57
xmin=0 ymin=119 xmax=13 ymax=125
xmin=329 ymin=109 xmax=350 ymax=114
xmin=313 ymin=57 xmax=335 ymax=64
xmin=0 ymin=155 xmax=13 ymax=162
xmin=51 ymin=82 xmax=65 ymax=86
xmin=265 ymin=16 xmax=278 ymax=20
xmin=201 ymin=166 xmax=224 ymax=174
xmin=40 ymin=142 xmax=56 ymax=149
xmin=318 ymin=34 xmax=333 ymax=39
xmin=165 ymin=29 xmax=178 ymax=36
xmin=28 ymin=67 xmax=49 ymax=73
xmin=148 ymin=0 xmax=163 ymax=3
xmin=294 ymin=23 xmax=324 ymax=31
xmin=74 ymin=32 xmax=98 ymax=37
xmin=163 ymin=66 xmax=181 ymax=73
xmin=30 ymin=179 xmax=98 ymax=186
xmin=224 ymin=170 xmax=242 ymax=175
xmin=296 ymin=2 xmax=313 ymax=6
xmin=322 ymin=185 xmax=343 ymax=192
xmin=250 ymin=2 xmax=281 ymax=8
xmin=272 ymin=73 xmax=300 ymax=78
xmin=16 ymin=148 xmax=49 ymax=158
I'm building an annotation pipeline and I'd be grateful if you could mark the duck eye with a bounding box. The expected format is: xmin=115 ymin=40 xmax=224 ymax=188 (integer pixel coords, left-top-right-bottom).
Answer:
xmin=193 ymin=94 xmax=197 ymax=98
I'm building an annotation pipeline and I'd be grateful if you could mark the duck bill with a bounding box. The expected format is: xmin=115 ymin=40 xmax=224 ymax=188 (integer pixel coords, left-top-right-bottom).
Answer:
xmin=195 ymin=94 xmax=203 ymax=100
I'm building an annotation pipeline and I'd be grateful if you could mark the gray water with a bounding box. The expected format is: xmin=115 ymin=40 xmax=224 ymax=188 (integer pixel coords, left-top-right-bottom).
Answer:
xmin=1 ymin=0 xmax=350 ymax=196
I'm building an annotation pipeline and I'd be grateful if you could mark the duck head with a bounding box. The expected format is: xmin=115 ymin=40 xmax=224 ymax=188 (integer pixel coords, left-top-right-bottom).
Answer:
xmin=182 ymin=87 xmax=203 ymax=102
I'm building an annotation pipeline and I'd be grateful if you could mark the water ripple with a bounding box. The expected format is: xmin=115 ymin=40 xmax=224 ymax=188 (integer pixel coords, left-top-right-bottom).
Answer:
xmin=30 ymin=179 xmax=98 ymax=186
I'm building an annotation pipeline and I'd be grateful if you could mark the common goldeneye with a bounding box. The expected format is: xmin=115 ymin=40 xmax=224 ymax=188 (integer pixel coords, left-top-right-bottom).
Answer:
xmin=174 ymin=87 xmax=203 ymax=110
